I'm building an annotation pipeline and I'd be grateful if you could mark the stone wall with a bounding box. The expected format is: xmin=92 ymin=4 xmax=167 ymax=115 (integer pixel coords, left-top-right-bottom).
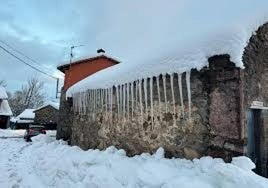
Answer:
xmin=69 ymin=55 xmax=250 ymax=160
xmin=56 ymin=88 xmax=73 ymax=141
xmin=34 ymin=106 xmax=59 ymax=124
xmin=71 ymin=70 xmax=210 ymax=159
xmin=207 ymin=55 xmax=245 ymax=161
xmin=243 ymin=23 xmax=268 ymax=177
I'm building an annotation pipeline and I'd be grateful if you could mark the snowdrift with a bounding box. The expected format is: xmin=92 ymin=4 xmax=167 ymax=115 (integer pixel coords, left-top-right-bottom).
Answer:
xmin=25 ymin=135 xmax=268 ymax=188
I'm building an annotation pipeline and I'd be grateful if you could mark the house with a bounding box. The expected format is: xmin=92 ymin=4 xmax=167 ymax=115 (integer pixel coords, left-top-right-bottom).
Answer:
xmin=57 ymin=23 xmax=268 ymax=177
xmin=11 ymin=109 xmax=35 ymax=129
xmin=34 ymin=102 xmax=59 ymax=130
xmin=56 ymin=51 xmax=120 ymax=140
xmin=0 ymin=87 xmax=12 ymax=129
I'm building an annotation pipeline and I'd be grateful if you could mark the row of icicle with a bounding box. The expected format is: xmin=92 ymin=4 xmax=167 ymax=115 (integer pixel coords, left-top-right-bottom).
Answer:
xmin=72 ymin=72 xmax=192 ymax=127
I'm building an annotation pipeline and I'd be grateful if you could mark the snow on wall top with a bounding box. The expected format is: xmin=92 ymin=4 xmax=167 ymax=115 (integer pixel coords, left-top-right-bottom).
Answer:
xmin=66 ymin=20 xmax=267 ymax=97
xmin=34 ymin=102 xmax=60 ymax=112
xmin=66 ymin=4 xmax=268 ymax=97
xmin=0 ymin=100 xmax=12 ymax=116
xmin=0 ymin=86 xmax=8 ymax=99
xmin=16 ymin=109 xmax=35 ymax=119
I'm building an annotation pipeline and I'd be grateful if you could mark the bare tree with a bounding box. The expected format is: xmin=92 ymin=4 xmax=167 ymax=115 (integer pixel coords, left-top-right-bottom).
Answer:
xmin=9 ymin=77 xmax=46 ymax=116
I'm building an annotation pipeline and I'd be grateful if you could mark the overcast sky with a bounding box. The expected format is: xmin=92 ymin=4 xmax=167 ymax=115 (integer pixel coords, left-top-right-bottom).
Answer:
xmin=0 ymin=0 xmax=268 ymax=101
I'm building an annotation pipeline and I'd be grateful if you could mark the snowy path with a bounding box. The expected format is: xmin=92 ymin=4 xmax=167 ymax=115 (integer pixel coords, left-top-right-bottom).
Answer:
xmin=0 ymin=130 xmax=268 ymax=188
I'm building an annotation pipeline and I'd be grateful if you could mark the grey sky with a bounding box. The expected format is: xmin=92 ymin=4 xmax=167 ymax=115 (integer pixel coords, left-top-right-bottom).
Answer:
xmin=0 ymin=0 xmax=268 ymax=100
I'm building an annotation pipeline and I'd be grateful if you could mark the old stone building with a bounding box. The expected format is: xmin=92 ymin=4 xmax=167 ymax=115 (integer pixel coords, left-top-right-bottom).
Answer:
xmin=34 ymin=102 xmax=59 ymax=130
xmin=57 ymin=23 xmax=268 ymax=177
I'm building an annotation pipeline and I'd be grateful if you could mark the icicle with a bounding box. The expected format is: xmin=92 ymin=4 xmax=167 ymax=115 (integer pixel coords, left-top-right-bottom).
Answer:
xmin=82 ymin=92 xmax=85 ymax=115
xmin=126 ymin=83 xmax=130 ymax=120
xmin=163 ymin=75 xmax=168 ymax=113
xmin=149 ymin=77 xmax=154 ymax=130
xmin=143 ymin=78 xmax=148 ymax=115
xmin=89 ymin=89 xmax=93 ymax=113
xmin=135 ymin=81 xmax=138 ymax=110
xmin=100 ymin=89 xmax=103 ymax=112
xmin=81 ymin=92 xmax=83 ymax=114
xmin=76 ymin=93 xmax=78 ymax=114
xmin=105 ymin=89 xmax=108 ymax=120
xmin=78 ymin=93 xmax=81 ymax=113
xmin=85 ymin=91 xmax=89 ymax=114
xmin=116 ymin=85 xmax=120 ymax=120
xmin=186 ymin=71 xmax=191 ymax=119
xmin=139 ymin=79 xmax=143 ymax=123
xmin=78 ymin=93 xmax=81 ymax=114
xmin=95 ymin=89 xmax=98 ymax=111
xmin=98 ymin=89 xmax=102 ymax=112
xmin=110 ymin=87 xmax=113 ymax=121
xmin=72 ymin=94 xmax=75 ymax=111
xmin=72 ymin=93 xmax=75 ymax=112
xmin=178 ymin=74 xmax=184 ymax=117
xmin=83 ymin=92 xmax=86 ymax=115
xmin=131 ymin=82 xmax=134 ymax=119
xmin=82 ymin=92 xmax=85 ymax=114
xmin=170 ymin=74 xmax=176 ymax=125
xmin=120 ymin=85 xmax=123 ymax=118
xmin=122 ymin=84 xmax=126 ymax=121
xmin=94 ymin=89 xmax=97 ymax=119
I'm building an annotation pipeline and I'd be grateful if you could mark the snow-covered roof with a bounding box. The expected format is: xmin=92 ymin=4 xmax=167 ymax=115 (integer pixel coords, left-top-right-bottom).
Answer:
xmin=16 ymin=109 xmax=35 ymax=120
xmin=0 ymin=86 xmax=8 ymax=99
xmin=66 ymin=10 xmax=268 ymax=97
xmin=10 ymin=118 xmax=34 ymax=124
xmin=34 ymin=102 xmax=59 ymax=112
xmin=57 ymin=54 xmax=120 ymax=72
xmin=0 ymin=100 xmax=12 ymax=116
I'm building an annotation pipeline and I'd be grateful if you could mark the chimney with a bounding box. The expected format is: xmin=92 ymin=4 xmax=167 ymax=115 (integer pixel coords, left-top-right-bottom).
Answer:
xmin=97 ymin=48 xmax=105 ymax=54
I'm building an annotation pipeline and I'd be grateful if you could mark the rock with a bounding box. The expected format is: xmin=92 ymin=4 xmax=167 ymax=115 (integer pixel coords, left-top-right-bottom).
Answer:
xmin=183 ymin=147 xmax=200 ymax=159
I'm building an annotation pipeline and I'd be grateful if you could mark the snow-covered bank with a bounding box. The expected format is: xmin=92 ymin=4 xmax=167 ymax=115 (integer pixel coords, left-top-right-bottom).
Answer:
xmin=0 ymin=133 xmax=267 ymax=188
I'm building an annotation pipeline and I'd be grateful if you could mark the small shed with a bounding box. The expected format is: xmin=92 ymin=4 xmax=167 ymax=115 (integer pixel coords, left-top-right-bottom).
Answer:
xmin=34 ymin=102 xmax=59 ymax=130
xmin=0 ymin=87 xmax=12 ymax=129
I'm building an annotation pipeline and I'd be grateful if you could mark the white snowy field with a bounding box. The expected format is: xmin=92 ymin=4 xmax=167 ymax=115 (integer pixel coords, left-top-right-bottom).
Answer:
xmin=0 ymin=130 xmax=268 ymax=188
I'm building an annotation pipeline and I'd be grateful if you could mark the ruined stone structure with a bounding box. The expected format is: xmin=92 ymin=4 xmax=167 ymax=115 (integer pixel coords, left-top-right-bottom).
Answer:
xmin=57 ymin=89 xmax=73 ymax=140
xmin=58 ymin=24 xmax=268 ymax=177
xmin=34 ymin=104 xmax=59 ymax=130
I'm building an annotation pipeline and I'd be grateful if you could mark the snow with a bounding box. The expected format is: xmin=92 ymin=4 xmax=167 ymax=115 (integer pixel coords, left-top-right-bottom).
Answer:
xmin=66 ymin=13 xmax=268 ymax=97
xmin=0 ymin=86 xmax=8 ymax=99
xmin=0 ymin=131 xmax=267 ymax=188
xmin=16 ymin=109 xmax=35 ymax=120
xmin=57 ymin=54 xmax=120 ymax=70
xmin=34 ymin=102 xmax=60 ymax=112
xmin=0 ymin=99 xmax=12 ymax=116
xmin=11 ymin=109 xmax=35 ymax=123
xmin=0 ymin=129 xmax=56 ymax=137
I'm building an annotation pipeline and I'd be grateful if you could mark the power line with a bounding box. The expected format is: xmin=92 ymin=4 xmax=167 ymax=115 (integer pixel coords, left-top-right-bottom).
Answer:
xmin=0 ymin=39 xmax=57 ymax=75
xmin=0 ymin=44 xmax=58 ymax=80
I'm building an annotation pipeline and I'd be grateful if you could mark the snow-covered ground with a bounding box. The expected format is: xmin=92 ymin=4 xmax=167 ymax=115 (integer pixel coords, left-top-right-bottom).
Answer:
xmin=0 ymin=130 xmax=267 ymax=188
xmin=0 ymin=129 xmax=56 ymax=138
